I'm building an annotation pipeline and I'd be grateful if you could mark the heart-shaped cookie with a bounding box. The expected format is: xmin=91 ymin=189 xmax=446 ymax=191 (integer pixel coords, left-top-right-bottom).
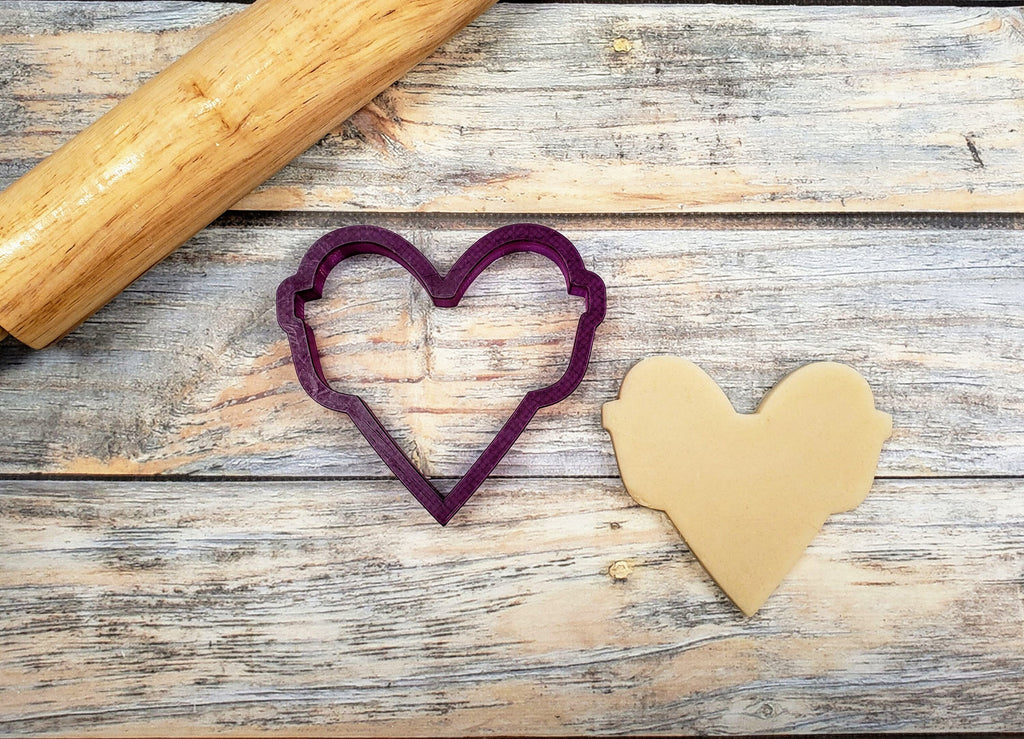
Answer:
xmin=278 ymin=224 xmax=606 ymax=525
xmin=603 ymin=357 xmax=891 ymax=616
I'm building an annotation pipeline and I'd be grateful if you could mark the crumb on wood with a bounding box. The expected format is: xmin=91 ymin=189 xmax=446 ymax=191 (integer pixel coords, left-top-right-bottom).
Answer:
xmin=608 ymin=560 xmax=633 ymax=580
xmin=612 ymin=37 xmax=633 ymax=54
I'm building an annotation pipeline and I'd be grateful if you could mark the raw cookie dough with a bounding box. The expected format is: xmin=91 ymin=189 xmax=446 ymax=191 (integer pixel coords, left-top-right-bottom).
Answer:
xmin=603 ymin=357 xmax=892 ymax=616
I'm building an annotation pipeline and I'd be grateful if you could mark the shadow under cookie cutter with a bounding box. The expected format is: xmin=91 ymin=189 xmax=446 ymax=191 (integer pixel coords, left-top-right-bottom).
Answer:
xmin=276 ymin=224 xmax=607 ymax=525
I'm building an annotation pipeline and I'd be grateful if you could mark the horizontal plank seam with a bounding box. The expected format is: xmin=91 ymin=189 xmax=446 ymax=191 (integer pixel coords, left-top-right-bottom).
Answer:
xmin=0 ymin=473 xmax=1019 ymax=483
xmin=210 ymin=210 xmax=1024 ymax=232
xmin=503 ymin=1 xmax=1024 ymax=6
xmin=197 ymin=0 xmax=1024 ymax=7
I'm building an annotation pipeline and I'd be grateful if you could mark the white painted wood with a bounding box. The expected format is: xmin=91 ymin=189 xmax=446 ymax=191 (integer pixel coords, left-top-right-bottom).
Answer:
xmin=1 ymin=3 xmax=1022 ymax=212
xmin=1 ymin=477 xmax=1022 ymax=734
xmin=1 ymin=2 xmax=1022 ymax=734
xmin=1 ymin=223 xmax=1020 ymax=478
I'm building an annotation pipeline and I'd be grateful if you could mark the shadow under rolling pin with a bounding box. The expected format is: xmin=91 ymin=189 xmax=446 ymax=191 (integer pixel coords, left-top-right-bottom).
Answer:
xmin=0 ymin=0 xmax=497 ymax=349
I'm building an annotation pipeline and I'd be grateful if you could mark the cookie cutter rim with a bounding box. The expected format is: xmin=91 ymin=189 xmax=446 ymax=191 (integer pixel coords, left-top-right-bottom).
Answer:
xmin=276 ymin=223 xmax=607 ymax=525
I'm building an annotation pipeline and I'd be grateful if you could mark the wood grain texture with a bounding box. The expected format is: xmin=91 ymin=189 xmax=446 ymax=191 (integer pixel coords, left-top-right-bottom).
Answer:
xmin=1 ymin=3 xmax=1023 ymax=214
xmin=1 ymin=477 xmax=1022 ymax=735
xmin=1 ymin=1 xmax=1023 ymax=735
xmin=0 ymin=222 xmax=1021 ymax=478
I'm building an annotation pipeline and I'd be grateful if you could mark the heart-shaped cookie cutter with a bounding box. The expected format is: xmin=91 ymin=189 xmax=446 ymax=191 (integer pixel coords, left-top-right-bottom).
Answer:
xmin=277 ymin=224 xmax=606 ymax=525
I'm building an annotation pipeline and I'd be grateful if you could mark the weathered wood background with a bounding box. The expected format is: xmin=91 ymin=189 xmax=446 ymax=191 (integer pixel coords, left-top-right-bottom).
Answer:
xmin=1 ymin=1 xmax=1023 ymax=735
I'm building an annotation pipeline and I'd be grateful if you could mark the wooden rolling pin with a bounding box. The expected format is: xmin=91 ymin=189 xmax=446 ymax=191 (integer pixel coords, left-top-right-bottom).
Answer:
xmin=0 ymin=0 xmax=496 ymax=348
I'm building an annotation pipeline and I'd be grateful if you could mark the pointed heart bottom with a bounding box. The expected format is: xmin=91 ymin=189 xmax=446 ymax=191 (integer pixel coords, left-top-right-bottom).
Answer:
xmin=278 ymin=224 xmax=606 ymax=525
xmin=603 ymin=357 xmax=892 ymax=616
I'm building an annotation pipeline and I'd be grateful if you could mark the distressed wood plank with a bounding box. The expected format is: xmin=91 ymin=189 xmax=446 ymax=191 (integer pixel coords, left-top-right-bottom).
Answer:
xmin=1 ymin=477 xmax=1022 ymax=735
xmin=0 ymin=222 xmax=1021 ymax=477
xmin=1 ymin=3 xmax=1023 ymax=212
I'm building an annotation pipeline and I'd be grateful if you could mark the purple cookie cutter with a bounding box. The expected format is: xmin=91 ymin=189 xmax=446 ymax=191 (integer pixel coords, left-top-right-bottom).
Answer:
xmin=277 ymin=224 xmax=606 ymax=525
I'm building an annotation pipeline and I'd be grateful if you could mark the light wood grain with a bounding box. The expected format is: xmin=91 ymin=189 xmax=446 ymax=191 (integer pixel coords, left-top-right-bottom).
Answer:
xmin=1 ymin=4 xmax=1022 ymax=216
xmin=0 ymin=0 xmax=496 ymax=347
xmin=1 ymin=2 xmax=1022 ymax=735
xmin=0 ymin=222 xmax=1020 ymax=478
xmin=1 ymin=476 xmax=1022 ymax=735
